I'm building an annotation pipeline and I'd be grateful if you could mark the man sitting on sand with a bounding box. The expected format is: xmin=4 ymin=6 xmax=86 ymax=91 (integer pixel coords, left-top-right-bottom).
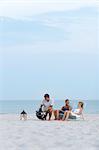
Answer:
xmin=41 ymin=94 xmax=54 ymax=120
xmin=20 ymin=110 xmax=27 ymax=120
xmin=54 ymin=99 xmax=72 ymax=120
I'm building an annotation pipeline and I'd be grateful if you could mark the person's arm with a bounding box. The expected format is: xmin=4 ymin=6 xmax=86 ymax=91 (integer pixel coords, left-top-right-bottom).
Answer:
xmin=48 ymin=99 xmax=54 ymax=108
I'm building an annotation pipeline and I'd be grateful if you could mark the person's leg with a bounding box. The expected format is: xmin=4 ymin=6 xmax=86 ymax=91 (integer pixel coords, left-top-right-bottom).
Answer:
xmin=65 ymin=111 xmax=71 ymax=120
xmin=62 ymin=111 xmax=67 ymax=121
xmin=56 ymin=110 xmax=60 ymax=120
xmin=62 ymin=111 xmax=71 ymax=121
xmin=48 ymin=107 xmax=53 ymax=120
xmin=49 ymin=111 xmax=52 ymax=120
xmin=53 ymin=110 xmax=58 ymax=120
xmin=53 ymin=110 xmax=57 ymax=120
xmin=45 ymin=111 xmax=48 ymax=120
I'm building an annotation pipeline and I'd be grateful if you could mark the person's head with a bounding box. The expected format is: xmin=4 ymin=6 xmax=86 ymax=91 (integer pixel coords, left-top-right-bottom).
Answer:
xmin=65 ymin=99 xmax=69 ymax=105
xmin=78 ymin=101 xmax=84 ymax=109
xmin=44 ymin=94 xmax=50 ymax=101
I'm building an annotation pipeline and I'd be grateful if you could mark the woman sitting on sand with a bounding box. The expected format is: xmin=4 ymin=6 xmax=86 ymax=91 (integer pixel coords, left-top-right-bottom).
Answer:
xmin=62 ymin=101 xmax=84 ymax=121
xmin=54 ymin=99 xmax=72 ymax=120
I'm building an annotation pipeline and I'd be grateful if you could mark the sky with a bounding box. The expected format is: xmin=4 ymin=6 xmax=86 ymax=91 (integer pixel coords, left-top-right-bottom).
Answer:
xmin=0 ymin=0 xmax=99 ymax=100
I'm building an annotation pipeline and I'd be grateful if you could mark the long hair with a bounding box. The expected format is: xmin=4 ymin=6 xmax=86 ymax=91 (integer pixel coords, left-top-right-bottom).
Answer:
xmin=79 ymin=102 xmax=84 ymax=109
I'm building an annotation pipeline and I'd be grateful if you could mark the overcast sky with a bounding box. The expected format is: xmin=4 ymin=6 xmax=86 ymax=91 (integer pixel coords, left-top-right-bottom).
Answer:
xmin=0 ymin=0 xmax=99 ymax=100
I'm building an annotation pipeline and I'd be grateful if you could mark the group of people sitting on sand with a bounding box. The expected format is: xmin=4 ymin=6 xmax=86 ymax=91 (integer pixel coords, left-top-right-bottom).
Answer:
xmin=20 ymin=94 xmax=84 ymax=121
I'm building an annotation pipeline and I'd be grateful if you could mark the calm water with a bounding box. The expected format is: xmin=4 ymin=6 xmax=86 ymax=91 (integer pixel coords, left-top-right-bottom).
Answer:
xmin=0 ymin=100 xmax=99 ymax=114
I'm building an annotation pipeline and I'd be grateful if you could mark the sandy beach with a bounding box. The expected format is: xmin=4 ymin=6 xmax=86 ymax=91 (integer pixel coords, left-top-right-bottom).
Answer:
xmin=0 ymin=114 xmax=99 ymax=150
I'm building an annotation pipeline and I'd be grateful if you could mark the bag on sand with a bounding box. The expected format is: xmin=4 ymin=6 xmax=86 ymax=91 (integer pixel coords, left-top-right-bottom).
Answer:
xmin=36 ymin=105 xmax=47 ymax=120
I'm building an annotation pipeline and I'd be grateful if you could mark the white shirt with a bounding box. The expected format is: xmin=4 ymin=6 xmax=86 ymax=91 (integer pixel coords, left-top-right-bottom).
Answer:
xmin=71 ymin=108 xmax=82 ymax=118
xmin=42 ymin=99 xmax=54 ymax=111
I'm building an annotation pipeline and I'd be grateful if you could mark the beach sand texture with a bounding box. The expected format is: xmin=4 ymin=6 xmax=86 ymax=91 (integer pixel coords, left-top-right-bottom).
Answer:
xmin=0 ymin=114 xmax=99 ymax=150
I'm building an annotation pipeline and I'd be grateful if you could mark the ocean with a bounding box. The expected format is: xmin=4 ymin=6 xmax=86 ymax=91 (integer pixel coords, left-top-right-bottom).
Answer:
xmin=0 ymin=100 xmax=99 ymax=114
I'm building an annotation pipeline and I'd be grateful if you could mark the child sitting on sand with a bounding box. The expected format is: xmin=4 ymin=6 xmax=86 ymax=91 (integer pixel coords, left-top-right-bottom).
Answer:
xmin=20 ymin=110 xmax=27 ymax=121
xmin=62 ymin=101 xmax=84 ymax=121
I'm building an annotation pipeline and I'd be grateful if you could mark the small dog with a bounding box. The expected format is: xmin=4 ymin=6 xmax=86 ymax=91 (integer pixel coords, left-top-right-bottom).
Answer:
xmin=20 ymin=110 xmax=27 ymax=120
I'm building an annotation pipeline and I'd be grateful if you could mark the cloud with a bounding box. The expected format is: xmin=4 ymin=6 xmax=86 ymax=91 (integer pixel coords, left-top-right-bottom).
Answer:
xmin=0 ymin=0 xmax=96 ymax=19
xmin=0 ymin=6 xmax=98 ymax=55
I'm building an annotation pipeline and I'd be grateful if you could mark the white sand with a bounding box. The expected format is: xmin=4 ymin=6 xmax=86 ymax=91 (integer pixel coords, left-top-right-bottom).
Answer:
xmin=0 ymin=114 xmax=99 ymax=150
